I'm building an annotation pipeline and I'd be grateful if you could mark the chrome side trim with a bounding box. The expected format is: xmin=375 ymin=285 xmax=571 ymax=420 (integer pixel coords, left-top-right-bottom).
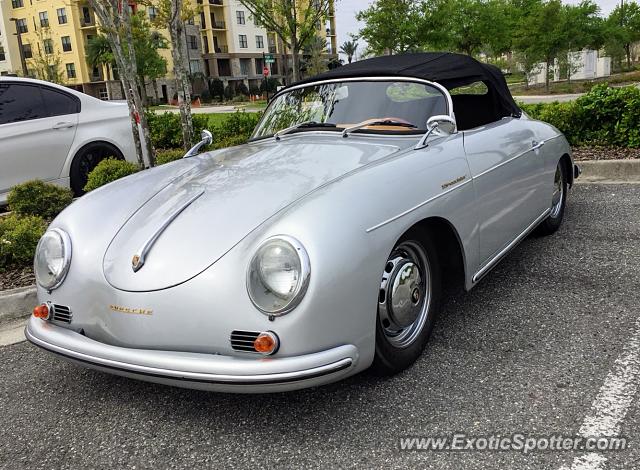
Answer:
xmin=472 ymin=208 xmax=550 ymax=283
xmin=365 ymin=179 xmax=472 ymax=233
xmin=132 ymin=190 xmax=204 ymax=272
xmin=25 ymin=325 xmax=353 ymax=385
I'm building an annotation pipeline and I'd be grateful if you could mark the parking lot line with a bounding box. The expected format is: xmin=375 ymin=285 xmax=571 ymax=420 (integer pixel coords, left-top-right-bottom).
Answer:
xmin=559 ymin=316 xmax=640 ymax=470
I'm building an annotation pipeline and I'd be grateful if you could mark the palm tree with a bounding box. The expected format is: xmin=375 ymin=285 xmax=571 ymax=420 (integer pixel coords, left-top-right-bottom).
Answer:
xmin=339 ymin=40 xmax=359 ymax=64
xmin=86 ymin=35 xmax=115 ymax=81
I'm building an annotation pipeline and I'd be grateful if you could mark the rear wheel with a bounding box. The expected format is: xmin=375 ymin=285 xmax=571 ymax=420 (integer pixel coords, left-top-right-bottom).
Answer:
xmin=372 ymin=231 xmax=442 ymax=375
xmin=536 ymin=160 xmax=567 ymax=236
xmin=70 ymin=142 xmax=123 ymax=196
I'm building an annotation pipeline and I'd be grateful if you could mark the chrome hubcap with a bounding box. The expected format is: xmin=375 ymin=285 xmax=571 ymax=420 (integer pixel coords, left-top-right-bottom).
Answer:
xmin=378 ymin=241 xmax=431 ymax=348
xmin=550 ymin=164 xmax=564 ymax=218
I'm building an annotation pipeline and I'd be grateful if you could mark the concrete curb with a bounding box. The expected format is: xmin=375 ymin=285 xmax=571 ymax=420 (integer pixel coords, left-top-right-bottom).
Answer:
xmin=577 ymin=159 xmax=640 ymax=182
xmin=0 ymin=286 xmax=36 ymax=323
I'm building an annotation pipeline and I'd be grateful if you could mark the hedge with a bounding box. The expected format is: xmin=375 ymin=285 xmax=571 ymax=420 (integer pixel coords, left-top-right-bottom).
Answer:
xmin=0 ymin=214 xmax=47 ymax=270
xmin=84 ymin=158 xmax=140 ymax=192
xmin=146 ymin=111 xmax=261 ymax=151
xmin=520 ymin=84 xmax=640 ymax=148
xmin=7 ymin=180 xmax=73 ymax=219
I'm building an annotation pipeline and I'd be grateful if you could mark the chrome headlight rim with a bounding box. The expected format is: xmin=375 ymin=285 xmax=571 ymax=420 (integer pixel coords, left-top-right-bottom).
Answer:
xmin=34 ymin=228 xmax=72 ymax=291
xmin=246 ymin=235 xmax=311 ymax=316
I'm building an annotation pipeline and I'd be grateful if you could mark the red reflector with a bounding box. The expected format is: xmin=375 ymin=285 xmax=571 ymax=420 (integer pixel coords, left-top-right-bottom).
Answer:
xmin=33 ymin=304 xmax=49 ymax=319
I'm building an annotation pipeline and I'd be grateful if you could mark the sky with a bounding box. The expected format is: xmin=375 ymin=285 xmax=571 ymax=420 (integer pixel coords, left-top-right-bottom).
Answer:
xmin=334 ymin=0 xmax=622 ymax=62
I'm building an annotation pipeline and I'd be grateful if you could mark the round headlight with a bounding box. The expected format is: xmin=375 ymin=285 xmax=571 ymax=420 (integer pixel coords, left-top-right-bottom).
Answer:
xmin=247 ymin=236 xmax=310 ymax=315
xmin=34 ymin=228 xmax=72 ymax=290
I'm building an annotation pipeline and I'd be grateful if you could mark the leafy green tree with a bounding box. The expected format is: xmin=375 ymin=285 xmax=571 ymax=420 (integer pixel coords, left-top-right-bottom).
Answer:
xmin=559 ymin=1 xmax=603 ymax=82
xmin=356 ymin=0 xmax=423 ymax=55
xmin=339 ymin=39 xmax=358 ymax=63
xmin=209 ymin=78 xmax=225 ymax=101
xmin=605 ymin=1 xmax=640 ymax=69
xmin=303 ymin=36 xmax=329 ymax=76
xmin=238 ymin=0 xmax=333 ymax=82
xmin=130 ymin=13 xmax=168 ymax=106
xmin=87 ymin=35 xmax=115 ymax=80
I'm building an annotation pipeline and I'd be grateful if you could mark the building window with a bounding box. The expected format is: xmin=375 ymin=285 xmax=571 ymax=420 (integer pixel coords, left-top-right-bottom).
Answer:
xmin=202 ymin=35 xmax=209 ymax=54
xmin=66 ymin=63 xmax=76 ymax=79
xmin=200 ymin=12 xmax=206 ymax=28
xmin=148 ymin=6 xmax=157 ymax=21
xmin=61 ymin=36 xmax=72 ymax=52
xmin=188 ymin=35 xmax=198 ymax=50
xmin=48 ymin=64 xmax=57 ymax=77
xmin=236 ymin=10 xmax=245 ymax=25
xmin=255 ymin=35 xmax=263 ymax=49
xmin=239 ymin=34 xmax=247 ymax=48
xmin=11 ymin=0 xmax=23 ymax=8
xmin=43 ymin=39 xmax=53 ymax=54
xmin=240 ymin=58 xmax=251 ymax=76
xmin=81 ymin=7 xmax=92 ymax=25
xmin=22 ymin=43 xmax=32 ymax=59
xmin=0 ymin=47 xmax=5 ymax=62
xmin=39 ymin=11 xmax=49 ymax=27
xmin=189 ymin=59 xmax=201 ymax=74
xmin=16 ymin=18 xmax=27 ymax=33
xmin=57 ymin=8 xmax=67 ymax=25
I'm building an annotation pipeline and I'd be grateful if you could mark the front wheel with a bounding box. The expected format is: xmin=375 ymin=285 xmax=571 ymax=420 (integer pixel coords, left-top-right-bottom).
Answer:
xmin=372 ymin=231 xmax=442 ymax=375
xmin=536 ymin=160 xmax=567 ymax=236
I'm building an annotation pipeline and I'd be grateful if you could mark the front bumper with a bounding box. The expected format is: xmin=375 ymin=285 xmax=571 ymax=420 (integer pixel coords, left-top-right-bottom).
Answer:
xmin=25 ymin=317 xmax=359 ymax=393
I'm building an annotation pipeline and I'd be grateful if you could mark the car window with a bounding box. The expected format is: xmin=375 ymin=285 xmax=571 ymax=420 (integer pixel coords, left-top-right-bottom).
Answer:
xmin=0 ymin=83 xmax=46 ymax=125
xmin=40 ymin=86 xmax=80 ymax=116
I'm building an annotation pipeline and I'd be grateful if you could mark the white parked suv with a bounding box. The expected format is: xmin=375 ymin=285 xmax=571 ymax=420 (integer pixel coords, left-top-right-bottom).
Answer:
xmin=0 ymin=77 xmax=138 ymax=203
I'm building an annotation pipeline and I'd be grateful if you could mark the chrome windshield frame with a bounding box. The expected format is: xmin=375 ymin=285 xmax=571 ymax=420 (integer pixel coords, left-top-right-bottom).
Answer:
xmin=250 ymin=76 xmax=455 ymax=140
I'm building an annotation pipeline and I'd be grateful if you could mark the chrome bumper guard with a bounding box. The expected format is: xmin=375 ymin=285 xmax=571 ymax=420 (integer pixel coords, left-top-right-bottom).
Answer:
xmin=25 ymin=318 xmax=357 ymax=388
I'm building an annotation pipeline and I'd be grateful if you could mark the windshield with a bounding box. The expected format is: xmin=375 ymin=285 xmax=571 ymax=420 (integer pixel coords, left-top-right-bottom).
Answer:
xmin=252 ymin=80 xmax=448 ymax=139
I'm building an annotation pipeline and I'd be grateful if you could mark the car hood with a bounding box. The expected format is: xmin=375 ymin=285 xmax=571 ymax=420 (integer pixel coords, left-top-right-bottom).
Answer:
xmin=103 ymin=136 xmax=405 ymax=291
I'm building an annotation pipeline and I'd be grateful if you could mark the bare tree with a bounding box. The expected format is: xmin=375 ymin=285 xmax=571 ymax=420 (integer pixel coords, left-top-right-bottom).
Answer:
xmin=147 ymin=0 xmax=195 ymax=150
xmin=238 ymin=0 xmax=334 ymax=83
xmin=86 ymin=0 xmax=155 ymax=167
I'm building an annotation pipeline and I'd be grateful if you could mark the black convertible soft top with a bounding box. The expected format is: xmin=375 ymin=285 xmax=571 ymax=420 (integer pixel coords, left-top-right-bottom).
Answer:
xmin=294 ymin=52 xmax=521 ymax=119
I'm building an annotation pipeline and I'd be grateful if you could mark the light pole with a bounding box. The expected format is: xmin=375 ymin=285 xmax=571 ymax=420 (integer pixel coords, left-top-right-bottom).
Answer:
xmin=9 ymin=17 xmax=28 ymax=76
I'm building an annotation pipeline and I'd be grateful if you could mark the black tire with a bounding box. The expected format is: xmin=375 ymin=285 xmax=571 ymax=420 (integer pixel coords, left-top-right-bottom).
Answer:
xmin=70 ymin=142 xmax=123 ymax=196
xmin=372 ymin=229 xmax=442 ymax=375
xmin=536 ymin=160 xmax=567 ymax=236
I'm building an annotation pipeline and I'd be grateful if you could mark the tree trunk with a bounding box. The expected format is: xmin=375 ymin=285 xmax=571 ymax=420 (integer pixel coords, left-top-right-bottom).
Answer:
xmin=139 ymin=76 xmax=148 ymax=108
xmin=545 ymin=59 xmax=551 ymax=93
xmin=169 ymin=0 xmax=194 ymax=151
xmin=625 ymin=44 xmax=631 ymax=69
xmin=291 ymin=46 xmax=300 ymax=82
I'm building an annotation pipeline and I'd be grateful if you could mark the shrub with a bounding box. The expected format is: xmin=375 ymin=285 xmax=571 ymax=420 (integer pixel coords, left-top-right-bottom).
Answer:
xmin=260 ymin=77 xmax=280 ymax=93
xmin=209 ymin=78 xmax=225 ymax=101
xmin=211 ymin=111 xmax=261 ymax=146
xmin=249 ymin=85 xmax=261 ymax=96
xmin=200 ymin=89 xmax=212 ymax=103
xmin=7 ymin=180 xmax=73 ymax=219
xmin=236 ymin=82 xmax=249 ymax=96
xmin=84 ymin=158 xmax=140 ymax=192
xmin=519 ymin=84 xmax=640 ymax=148
xmin=146 ymin=111 xmax=183 ymax=149
xmin=156 ymin=148 xmax=185 ymax=165
xmin=0 ymin=214 xmax=47 ymax=270
xmin=223 ymin=85 xmax=235 ymax=100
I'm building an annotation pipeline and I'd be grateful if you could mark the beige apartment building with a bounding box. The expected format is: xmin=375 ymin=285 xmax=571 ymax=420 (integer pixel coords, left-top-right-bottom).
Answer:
xmin=0 ymin=0 xmax=337 ymax=99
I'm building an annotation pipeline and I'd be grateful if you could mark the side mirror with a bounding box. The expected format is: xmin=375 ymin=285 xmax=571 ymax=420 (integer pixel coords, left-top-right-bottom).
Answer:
xmin=426 ymin=115 xmax=456 ymax=135
xmin=184 ymin=129 xmax=213 ymax=158
xmin=416 ymin=115 xmax=457 ymax=150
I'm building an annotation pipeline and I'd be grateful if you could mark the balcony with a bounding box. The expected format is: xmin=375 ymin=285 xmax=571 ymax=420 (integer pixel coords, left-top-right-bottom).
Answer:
xmin=215 ymin=45 xmax=229 ymax=53
xmin=80 ymin=19 xmax=96 ymax=28
xmin=209 ymin=0 xmax=223 ymax=4
xmin=212 ymin=20 xmax=225 ymax=29
xmin=269 ymin=45 xmax=277 ymax=53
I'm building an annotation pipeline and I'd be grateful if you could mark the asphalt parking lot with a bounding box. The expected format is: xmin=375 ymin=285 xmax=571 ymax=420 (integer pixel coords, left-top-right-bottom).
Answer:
xmin=1 ymin=183 xmax=639 ymax=469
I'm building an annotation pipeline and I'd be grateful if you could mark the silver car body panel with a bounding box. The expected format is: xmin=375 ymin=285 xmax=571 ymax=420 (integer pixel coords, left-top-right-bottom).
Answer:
xmin=28 ymin=76 xmax=573 ymax=392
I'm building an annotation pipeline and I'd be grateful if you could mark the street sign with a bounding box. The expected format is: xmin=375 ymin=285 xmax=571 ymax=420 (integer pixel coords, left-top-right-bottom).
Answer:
xmin=263 ymin=66 xmax=270 ymax=76
xmin=264 ymin=53 xmax=275 ymax=64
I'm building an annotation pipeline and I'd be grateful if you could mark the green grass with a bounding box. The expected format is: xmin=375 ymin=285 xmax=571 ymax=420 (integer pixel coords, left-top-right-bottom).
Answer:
xmin=509 ymin=69 xmax=640 ymax=95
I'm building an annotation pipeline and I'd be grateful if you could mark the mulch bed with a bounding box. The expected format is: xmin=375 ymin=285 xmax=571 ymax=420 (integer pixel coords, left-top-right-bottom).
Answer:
xmin=572 ymin=146 xmax=640 ymax=161
xmin=0 ymin=265 xmax=35 ymax=291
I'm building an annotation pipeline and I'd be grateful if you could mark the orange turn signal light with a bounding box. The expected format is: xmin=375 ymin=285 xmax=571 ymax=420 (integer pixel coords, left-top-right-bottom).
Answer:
xmin=254 ymin=331 xmax=279 ymax=355
xmin=33 ymin=303 xmax=50 ymax=320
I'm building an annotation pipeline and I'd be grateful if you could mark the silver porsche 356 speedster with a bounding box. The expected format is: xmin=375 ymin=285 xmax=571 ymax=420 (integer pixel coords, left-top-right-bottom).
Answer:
xmin=26 ymin=53 xmax=579 ymax=392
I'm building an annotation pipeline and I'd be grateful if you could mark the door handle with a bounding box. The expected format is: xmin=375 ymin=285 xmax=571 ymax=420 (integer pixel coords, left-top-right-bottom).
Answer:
xmin=52 ymin=122 xmax=75 ymax=130
xmin=531 ymin=140 xmax=545 ymax=151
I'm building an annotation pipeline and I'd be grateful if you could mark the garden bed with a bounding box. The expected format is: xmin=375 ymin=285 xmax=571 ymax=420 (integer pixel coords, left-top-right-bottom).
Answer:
xmin=0 ymin=265 xmax=34 ymax=291
xmin=572 ymin=146 xmax=640 ymax=161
